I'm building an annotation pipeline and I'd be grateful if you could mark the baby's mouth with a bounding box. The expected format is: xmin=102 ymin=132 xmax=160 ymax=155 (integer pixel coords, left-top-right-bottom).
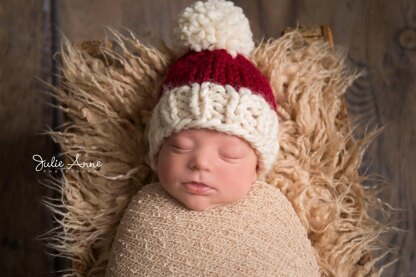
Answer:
xmin=182 ymin=182 xmax=213 ymax=194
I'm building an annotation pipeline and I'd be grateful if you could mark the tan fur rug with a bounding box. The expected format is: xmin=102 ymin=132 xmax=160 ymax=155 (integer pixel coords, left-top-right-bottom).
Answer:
xmin=45 ymin=30 xmax=390 ymax=276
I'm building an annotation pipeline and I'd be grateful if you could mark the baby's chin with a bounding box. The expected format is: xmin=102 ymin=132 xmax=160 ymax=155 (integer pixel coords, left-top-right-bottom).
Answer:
xmin=180 ymin=197 xmax=222 ymax=212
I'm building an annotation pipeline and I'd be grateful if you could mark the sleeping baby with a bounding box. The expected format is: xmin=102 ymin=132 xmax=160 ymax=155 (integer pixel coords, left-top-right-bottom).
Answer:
xmin=106 ymin=0 xmax=319 ymax=276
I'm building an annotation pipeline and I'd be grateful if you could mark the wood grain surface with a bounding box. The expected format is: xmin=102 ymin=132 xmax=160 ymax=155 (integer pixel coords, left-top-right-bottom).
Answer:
xmin=0 ymin=0 xmax=56 ymax=275
xmin=292 ymin=1 xmax=416 ymax=275
xmin=1 ymin=0 xmax=414 ymax=276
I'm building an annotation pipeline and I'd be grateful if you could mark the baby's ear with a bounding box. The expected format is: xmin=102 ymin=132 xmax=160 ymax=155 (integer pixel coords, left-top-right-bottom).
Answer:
xmin=255 ymin=162 xmax=260 ymax=175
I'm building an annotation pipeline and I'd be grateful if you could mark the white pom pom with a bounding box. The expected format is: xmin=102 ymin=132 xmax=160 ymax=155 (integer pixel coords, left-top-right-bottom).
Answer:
xmin=175 ymin=0 xmax=254 ymax=58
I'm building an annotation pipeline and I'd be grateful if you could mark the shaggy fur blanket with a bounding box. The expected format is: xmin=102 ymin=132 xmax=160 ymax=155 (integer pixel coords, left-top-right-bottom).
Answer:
xmin=46 ymin=30 xmax=389 ymax=276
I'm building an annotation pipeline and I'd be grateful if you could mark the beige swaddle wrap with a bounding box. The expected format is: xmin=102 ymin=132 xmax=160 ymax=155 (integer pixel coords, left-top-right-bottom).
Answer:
xmin=105 ymin=181 xmax=319 ymax=276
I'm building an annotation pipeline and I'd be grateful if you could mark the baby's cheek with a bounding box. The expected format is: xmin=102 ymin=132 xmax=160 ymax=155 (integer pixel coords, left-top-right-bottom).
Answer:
xmin=158 ymin=152 xmax=189 ymax=184
xmin=221 ymin=166 xmax=241 ymax=181
xmin=157 ymin=150 xmax=175 ymax=182
xmin=216 ymin=166 xmax=242 ymax=189
xmin=221 ymin=161 xmax=256 ymax=181
xmin=222 ymin=163 xmax=257 ymax=197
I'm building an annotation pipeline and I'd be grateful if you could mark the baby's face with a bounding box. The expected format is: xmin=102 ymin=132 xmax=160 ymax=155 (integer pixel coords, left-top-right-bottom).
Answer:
xmin=157 ymin=129 xmax=258 ymax=211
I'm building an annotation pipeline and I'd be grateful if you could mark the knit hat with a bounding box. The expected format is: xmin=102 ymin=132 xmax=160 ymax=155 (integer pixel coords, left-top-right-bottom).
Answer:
xmin=147 ymin=0 xmax=279 ymax=178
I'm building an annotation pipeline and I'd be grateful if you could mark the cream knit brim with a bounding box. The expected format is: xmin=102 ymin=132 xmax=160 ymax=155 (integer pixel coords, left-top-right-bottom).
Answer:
xmin=147 ymin=81 xmax=279 ymax=178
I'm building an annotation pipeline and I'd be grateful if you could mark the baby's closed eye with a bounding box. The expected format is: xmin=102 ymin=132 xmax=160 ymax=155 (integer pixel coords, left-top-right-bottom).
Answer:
xmin=167 ymin=136 xmax=194 ymax=152
xmin=219 ymin=150 xmax=246 ymax=161
xmin=169 ymin=143 xmax=192 ymax=153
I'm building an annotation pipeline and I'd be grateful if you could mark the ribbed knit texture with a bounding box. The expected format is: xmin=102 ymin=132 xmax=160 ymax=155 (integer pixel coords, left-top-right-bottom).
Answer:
xmin=106 ymin=181 xmax=320 ymax=276
xmin=163 ymin=49 xmax=277 ymax=110
xmin=147 ymin=82 xmax=279 ymax=176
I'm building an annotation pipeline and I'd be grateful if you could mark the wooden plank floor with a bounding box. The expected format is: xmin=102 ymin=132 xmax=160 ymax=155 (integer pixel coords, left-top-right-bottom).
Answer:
xmin=0 ymin=0 xmax=56 ymax=275
xmin=1 ymin=0 xmax=414 ymax=276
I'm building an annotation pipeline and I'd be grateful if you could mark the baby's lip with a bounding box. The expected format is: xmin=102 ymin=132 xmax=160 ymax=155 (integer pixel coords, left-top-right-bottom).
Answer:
xmin=182 ymin=181 xmax=214 ymax=194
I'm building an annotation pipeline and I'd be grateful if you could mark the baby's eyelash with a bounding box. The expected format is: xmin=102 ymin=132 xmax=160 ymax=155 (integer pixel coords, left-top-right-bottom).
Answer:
xmin=220 ymin=153 xmax=243 ymax=160
xmin=222 ymin=155 xmax=240 ymax=159
xmin=170 ymin=144 xmax=192 ymax=152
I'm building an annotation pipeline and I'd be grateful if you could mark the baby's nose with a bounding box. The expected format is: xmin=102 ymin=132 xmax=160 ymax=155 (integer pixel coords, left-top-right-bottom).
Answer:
xmin=188 ymin=151 xmax=212 ymax=171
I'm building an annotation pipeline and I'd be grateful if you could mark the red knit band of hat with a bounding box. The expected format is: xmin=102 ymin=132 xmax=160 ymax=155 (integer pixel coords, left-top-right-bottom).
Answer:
xmin=162 ymin=49 xmax=277 ymax=111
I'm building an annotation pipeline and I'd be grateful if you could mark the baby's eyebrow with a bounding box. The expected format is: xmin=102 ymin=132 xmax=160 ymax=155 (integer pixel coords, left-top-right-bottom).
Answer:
xmin=169 ymin=136 xmax=194 ymax=144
